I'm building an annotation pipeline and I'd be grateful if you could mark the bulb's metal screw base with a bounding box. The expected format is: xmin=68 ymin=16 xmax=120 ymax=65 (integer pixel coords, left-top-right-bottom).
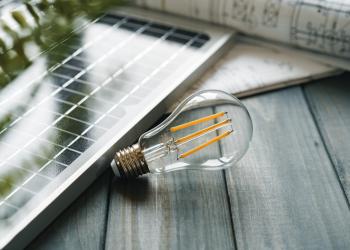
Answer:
xmin=111 ymin=144 xmax=149 ymax=178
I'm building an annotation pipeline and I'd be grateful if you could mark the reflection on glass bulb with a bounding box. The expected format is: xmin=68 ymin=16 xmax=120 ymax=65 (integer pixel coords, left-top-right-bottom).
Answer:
xmin=111 ymin=90 xmax=253 ymax=177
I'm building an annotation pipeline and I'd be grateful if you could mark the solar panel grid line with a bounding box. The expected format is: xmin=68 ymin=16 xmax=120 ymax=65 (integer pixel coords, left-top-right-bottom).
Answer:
xmin=0 ymin=166 xmax=31 ymax=189
xmin=50 ymin=71 xmax=111 ymax=88
xmin=0 ymin=72 xmax=47 ymax=107
xmin=50 ymin=129 xmax=92 ymax=155
xmin=59 ymin=83 xmax=93 ymax=97
xmin=0 ymin=108 xmax=79 ymax=170
xmin=56 ymin=109 xmax=117 ymax=130
xmin=0 ymin=174 xmax=47 ymax=198
xmin=52 ymin=98 xmax=122 ymax=120
xmin=2 ymin=45 xmax=161 ymax=136
xmin=55 ymin=85 xmax=121 ymax=108
xmin=0 ymin=145 xmax=74 ymax=183
xmin=64 ymin=57 xmax=89 ymax=68
xmin=50 ymin=147 xmax=81 ymax=165
xmin=1 ymin=181 xmax=40 ymax=208
xmin=56 ymin=117 xmax=107 ymax=134
xmin=29 ymin=14 xmax=101 ymax=62
xmin=31 ymin=14 xmax=106 ymax=61
xmin=79 ymin=26 xmax=155 ymax=74
xmin=38 ymin=160 xmax=69 ymax=176
xmin=0 ymin=142 xmax=43 ymax=162
xmin=99 ymin=31 xmax=176 ymax=83
xmin=50 ymin=27 xmax=174 ymax=86
xmin=40 ymin=31 xmax=202 ymax=161
xmin=0 ymin=21 xmax=178 ymax=156
xmin=3 ymin=184 xmax=34 ymax=201
xmin=47 ymin=17 xmax=131 ymax=71
xmin=51 ymin=124 xmax=96 ymax=141
xmin=40 ymin=135 xmax=93 ymax=155
xmin=24 ymin=105 xmax=109 ymax=131
xmin=51 ymin=68 xmax=87 ymax=85
xmin=0 ymin=181 xmax=33 ymax=205
xmin=0 ymin=160 xmax=68 ymax=207
xmin=1 ymin=204 xmax=19 ymax=218
xmin=97 ymin=33 xmax=202 ymax=126
xmin=8 ymin=128 xmax=84 ymax=155
xmin=45 ymin=127 xmax=98 ymax=163
xmin=59 ymin=78 xmax=137 ymax=99
xmin=0 ymin=77 xmax=77 ymax=131
xmin=5 ymin=112 xmax=100 ymax=146
xmin=49 ymin=125 xmax=96 ymax=143
xmin=0 ymin=85 xmax=69 ymax=135
xmin=4 ymin=190 xmax=33 ymax=211
xmin=48 ymin=25 xmax=157 ymax=89
xmin=0 ymin=67 xmax=93 ymax=134
xmin=1 ymin=163 xmax=47 ymax=179
xmin=30 ymin=25 xmax=179 ymax=131
xmin=78 ymin=84 xmax=106 ymax=101
xmin=46 ymin=126 xmax=96 ymax=148
xmin=1 ymin=94 xmax=117 ymax=207
xmin=0 ymin=141 xmax=73 ymax=171
xmin=1 ymin=201 xmax=19 ymax=210
xmin=56 ymin=42 xmax=84 ymax=51
xmin=121 ymin=36 xmax=193 ymax=85
xmin=0 ymin=162 xmax=54 ymax=185
xmin=7 ymin=186 xmax=36 ymax=198
xmin=0 ymin=14 xmax=123 ymax=108
xmin=2 ymin=164 xmax=66 ymax=210
xmin=50 ymin=84 xmax=89 ymax=98
xmin=58 ymin=63 xmax=87 ymax=73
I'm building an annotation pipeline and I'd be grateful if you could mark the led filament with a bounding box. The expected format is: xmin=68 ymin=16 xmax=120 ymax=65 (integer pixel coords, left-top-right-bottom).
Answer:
xmin=170 ymin=112 xmax=233 ymax=159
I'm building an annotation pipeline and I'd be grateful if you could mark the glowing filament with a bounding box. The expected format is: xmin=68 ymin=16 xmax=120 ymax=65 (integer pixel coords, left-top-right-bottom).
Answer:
xmin=179 ymin=130 xmax=232 ymax=159
xmin=175 ymin=119 xmax=231 ymax=144
xmin=170 ymin=112 xmax=225 ymax=132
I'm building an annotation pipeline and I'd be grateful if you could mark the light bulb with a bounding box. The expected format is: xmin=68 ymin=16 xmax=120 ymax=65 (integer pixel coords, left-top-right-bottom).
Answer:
xmin=111 ymin=90 xmax=253 ymax=177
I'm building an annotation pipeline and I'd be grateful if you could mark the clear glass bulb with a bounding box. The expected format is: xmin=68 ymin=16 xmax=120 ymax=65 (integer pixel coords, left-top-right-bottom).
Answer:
xmin=111 ymin=90 xmax=253 ymax=177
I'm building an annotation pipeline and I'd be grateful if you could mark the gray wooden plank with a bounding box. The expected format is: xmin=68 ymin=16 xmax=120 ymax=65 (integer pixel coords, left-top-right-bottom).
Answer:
xmin=222 ymin=87 xmax=350 ymax=249
xmin=304 ymin=73 xmax=350 ymax=201
xmin=105 ymin=108 xmax=235 ymax=250
xmin=27 ymin=170 xmax=111 ymax=250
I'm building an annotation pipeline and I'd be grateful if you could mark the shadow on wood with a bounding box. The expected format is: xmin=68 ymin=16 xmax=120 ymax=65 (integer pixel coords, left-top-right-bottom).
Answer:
xmin=112 ymin=177 xmax=151 ymax=203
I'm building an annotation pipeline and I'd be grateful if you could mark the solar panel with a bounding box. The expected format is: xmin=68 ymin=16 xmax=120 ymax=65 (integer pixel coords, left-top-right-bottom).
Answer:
xmin=0 ymin=7 xmax=233 ymax=248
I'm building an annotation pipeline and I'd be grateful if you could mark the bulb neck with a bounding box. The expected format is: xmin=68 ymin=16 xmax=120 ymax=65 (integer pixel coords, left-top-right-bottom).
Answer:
xmin=111 ymin=144 xmax=150 ymax=178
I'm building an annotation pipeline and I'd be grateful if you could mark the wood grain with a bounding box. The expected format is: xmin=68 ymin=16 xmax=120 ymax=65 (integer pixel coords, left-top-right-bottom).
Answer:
xmin=105 ymin=108 xmax=235 ymax=250
xmin=222 ymin=87 xmax=350 ymax=249
xmin=25 ymin=76 xmax=350 ymax=250
xmin=304 ymin=73 xmax=350 ymax=202
xmin=26 ymin=170 xmax=112 ymax=250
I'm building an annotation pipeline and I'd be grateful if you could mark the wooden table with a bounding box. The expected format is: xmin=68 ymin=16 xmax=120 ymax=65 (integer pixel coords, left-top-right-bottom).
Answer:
xmin=28 ymin=73 xmax=350 ymax=250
